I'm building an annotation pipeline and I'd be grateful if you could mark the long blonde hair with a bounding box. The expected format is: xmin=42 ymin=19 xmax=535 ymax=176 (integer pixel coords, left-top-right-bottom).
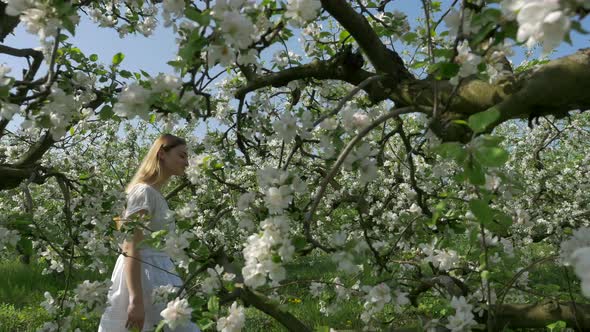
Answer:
xmin=125 ymin=133 xmax=187 ymax=193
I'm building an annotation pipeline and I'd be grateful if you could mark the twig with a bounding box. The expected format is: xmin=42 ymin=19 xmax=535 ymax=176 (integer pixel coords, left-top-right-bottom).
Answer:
xmin=304 ymin=106 xmax=417 ymax=251
xmin=312 ymin=74 xmax=385 ymax=128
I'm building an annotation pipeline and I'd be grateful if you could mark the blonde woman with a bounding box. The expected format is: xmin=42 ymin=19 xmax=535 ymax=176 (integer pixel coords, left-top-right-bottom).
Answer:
xmin=99 ymin=134 xmax=200 ymax=332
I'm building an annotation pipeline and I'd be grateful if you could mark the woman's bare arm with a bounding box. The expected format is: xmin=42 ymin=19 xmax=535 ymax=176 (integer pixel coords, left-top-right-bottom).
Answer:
xmin=122 ymin=210 xmax=147 ymax=331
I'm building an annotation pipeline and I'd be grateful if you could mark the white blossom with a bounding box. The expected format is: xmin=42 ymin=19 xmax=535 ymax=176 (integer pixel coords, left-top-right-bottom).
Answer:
xmin=273 ymin=112 xmax=299 ymax=142
xmin=264 ymin=186 xmax=293 ymax=214
xmin=162 ymin=0 xmax=185 ymax=26
xmin=219 ymin=10 xmax=255 ymax=49
xmin=285 ymin=0 xmax=322 ymax=27
xmin=160 ymin=297 xmax=193 ymax=329
xmin=451 ymin=40 xmax=481 ymax=85
xmin=152 ymin=284 xmax=179 ymax=304
xmin=0 ymin=64 xmax=13 ymax=86
xmin=113 ymin=83 xmax=151 ymax=120
xmin=571 ymin=247 xmax=590 ymax=297
xmin=208 ymin=44 xmax=236 ymax=68
xmin=509 ymin=0 xmax=571 ymax=53
xmin=445 ymin=296 xmax=477 ymax=331
xmin=74 ymin=279 xmax=112 ymax=313
xmin=216 ymin=301 xmax=245 ymax=332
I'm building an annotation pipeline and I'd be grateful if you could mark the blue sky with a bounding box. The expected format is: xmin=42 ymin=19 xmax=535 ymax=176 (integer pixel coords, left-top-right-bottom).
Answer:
xmin=3 ymin=2 xmax=589 ymax=79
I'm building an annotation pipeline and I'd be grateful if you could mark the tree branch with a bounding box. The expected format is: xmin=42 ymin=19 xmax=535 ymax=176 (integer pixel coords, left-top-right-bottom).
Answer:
xmin=320 ymin=0 xmax=412 ymax=82
xmin=0 ymin=4 xmax=20 ymax=42
xmin=234 ymin=47 xmax=390 ymax=103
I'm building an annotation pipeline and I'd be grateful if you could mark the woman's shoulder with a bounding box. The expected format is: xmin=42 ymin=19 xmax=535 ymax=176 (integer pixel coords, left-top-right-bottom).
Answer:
xmin=128 ymin=183 xmax=165 ymax=201
xmin=127 ymin=182 xmax=149 ymax=195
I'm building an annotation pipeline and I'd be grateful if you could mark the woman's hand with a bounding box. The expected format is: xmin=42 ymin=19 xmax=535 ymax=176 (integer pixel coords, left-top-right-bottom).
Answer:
xmin=125 ymin=297 xmax=145 ymax=331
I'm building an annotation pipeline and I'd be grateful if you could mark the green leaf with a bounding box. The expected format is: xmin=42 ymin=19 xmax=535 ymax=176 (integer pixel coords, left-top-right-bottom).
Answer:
xmin=207 ymin=296 xmax=219 ymax=314
xmin=61 ymin=16 xmax=76 ymax=36
xmin=292 ymin=235 xmax=307 ymax=250
xmin=89 ymin=54 xmax=98 ymax=61
xmin=315 ymin=327 xmax=330 ymax=332
xmin=154 ymin=320 xmax=167 ymax=332
xmin=433 ymin=142 xmax=466 ymax=162
xmin=546 ymin=320 xmax=567 ymax=331
xmin=167 ymin=60 xmax=184 ymax=68
xmin=478 ymin=135 xmax=504 ymax=147
xmin=452 ymin=119 xmax=469 ymax=126
xmin=120 ymin=70 xmax=133 ymax=78
xmin=469 ymin=199 xmax=512 ymax=235
xmin=471 ymin=22 xmax=496 ymax=46
xmin=0 ymin=85 xmax=11 ymax=98
xmin=432 ymin=48 xmax=454 ymax=59
xmin=410 ymin=60 xmax=428 ymax=69
xmin=469 ymin=199 xmax=494 ymax=230
xmin=571 ymin=21 xmax=589 ymax=34
xmin=465 ymin=159 xmax=485 ymax=185
xmin=492 ymin=210 xmax=512 ymax=236
xmin=112 ymin=52 xmax=125 ymax=66
xmin=474 ymin=146 xmax=509 ymax=167
xmin=99 ymin=105 xmax=113 ymax=120
xmin=481 ymin=270 xmax=490 ymax=280
xmin=468 ymin=108 xmax=500 ymax=134
xmin=429 ymin=62 xmax=459 ymax=80
xmin=185 ymin=8 xmax=211 ymax=26
xmin=339 ymin=30 xmax=350 ymax=41
xmin=430 ymin=201 xmax=446 ymax=227
xmin=402 ymin=32 xmax=418 ymax=44
xmin=197 ymin=318 xmax=215 ymax=330
xmin=151 ymin=230 xmax=168 ymax=239
xmin=17 ymin=238 xmax=33 ymax=256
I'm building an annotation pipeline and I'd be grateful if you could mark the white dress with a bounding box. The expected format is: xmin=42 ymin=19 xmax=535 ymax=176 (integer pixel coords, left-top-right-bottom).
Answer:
xmin=98 ymin=183 xmax=200 ymax=332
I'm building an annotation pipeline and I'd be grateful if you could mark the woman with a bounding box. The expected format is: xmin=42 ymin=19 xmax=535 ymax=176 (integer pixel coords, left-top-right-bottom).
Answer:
xmin=99 ymin=134 xmax=200 ymax=332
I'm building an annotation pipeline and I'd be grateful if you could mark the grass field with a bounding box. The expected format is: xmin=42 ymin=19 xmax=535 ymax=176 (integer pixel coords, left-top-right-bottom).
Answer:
xmin=0 ymin=255 xmax=406 ymax=332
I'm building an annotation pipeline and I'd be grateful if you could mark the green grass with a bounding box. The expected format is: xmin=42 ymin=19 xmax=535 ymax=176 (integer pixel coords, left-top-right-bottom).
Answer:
xmin=243 ymin=256 xmax=367 ymax=331
xmin=0 ymin=254 xmax=433 ymax=331
xmin=0 ymin=259 xmax=105 ymax=332
xmin=0 ymin=303 xmax=51 ymax=332
xmin=0 ymin=255 xmax=377 ymax=331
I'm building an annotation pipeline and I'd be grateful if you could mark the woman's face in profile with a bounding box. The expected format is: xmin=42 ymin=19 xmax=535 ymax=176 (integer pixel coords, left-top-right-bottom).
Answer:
xmin=162 ymin=144 xmax=189 ymax=176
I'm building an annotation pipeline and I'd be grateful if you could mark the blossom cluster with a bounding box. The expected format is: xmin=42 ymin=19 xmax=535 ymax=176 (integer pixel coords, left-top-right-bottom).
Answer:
xmin=561 ymin=227 xmax=590 ymax=296
xmin=74 ymin=279 xmax=113 ymax=314
xmin=3 ymin=0 xmax=80 ymax=42
xmin=502 ymin=0 xmax=580 ymax=54
xmin=421 ymin=243 xmax=460 ymax=271
xmin=160 ymin=297 xmax=193 ymax=329
xmin=445 ymin=296 xmax=477 ymax=331
xmin=163 ymin=231 xmax=193 ymax=271
xmin=241 ymin=215 xmax=295 ymax=288
xmin=0 ymin=225 xmax=20 ymax=249
xmin=113 ymin=73 xmax=185 ymax=121
xmin=216 ymin=301 xmax=246 ymax=332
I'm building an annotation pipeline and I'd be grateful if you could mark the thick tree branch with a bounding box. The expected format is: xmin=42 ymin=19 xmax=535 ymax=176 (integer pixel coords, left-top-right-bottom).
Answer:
xmin=0 ymin=4 xmax=20 ymax=42
xmin=235 ymin=47 xmax=390 ymax=102
xmin=320 ymin=0 xmax=412 ymax=82
xmin=495 ymin=302 xmax=590 ymax=329
xmin=213 ymin=251 xmax=311 ymax=332
xmin=489 ymin=48 xmax=590 ymax=129
xmin=16 ymin=131 xmax=55 ymax=166
xmin=0 ymin=165 xmax=44 ymax=190
xmin=397 ymin=48 xmax=590 ymax=141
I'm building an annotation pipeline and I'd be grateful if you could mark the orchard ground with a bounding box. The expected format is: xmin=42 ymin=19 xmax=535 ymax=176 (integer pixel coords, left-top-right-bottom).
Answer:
xmin=0 ymin=241 xmax=579 ymax=331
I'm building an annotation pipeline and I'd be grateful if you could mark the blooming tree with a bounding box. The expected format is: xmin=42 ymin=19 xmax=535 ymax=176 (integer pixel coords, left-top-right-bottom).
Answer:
xmin=1 ymin=0 xmax=590 ymax=331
